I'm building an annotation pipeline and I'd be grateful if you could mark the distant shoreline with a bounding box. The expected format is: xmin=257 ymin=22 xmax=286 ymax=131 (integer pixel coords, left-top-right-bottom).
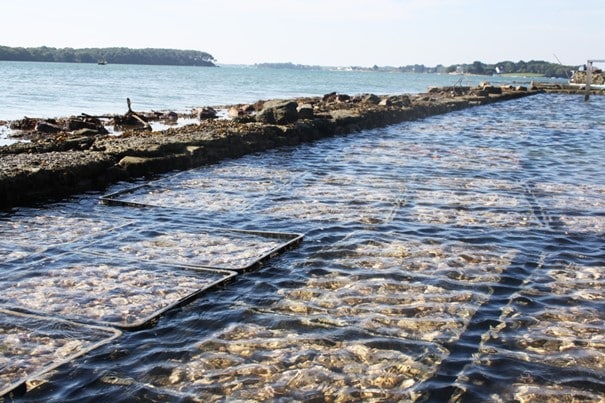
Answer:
xmin=255 ymin=60 xmax=575 ymax=79
xmin=0 ymin=46 xmax=576 ymax=77
xmin=0 ymin=45 xmax=217 ymax=67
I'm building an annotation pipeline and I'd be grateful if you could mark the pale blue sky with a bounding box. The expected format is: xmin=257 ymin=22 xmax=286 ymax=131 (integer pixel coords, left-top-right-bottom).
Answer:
xmin=1 ymin=0 xmax=602 ymax=67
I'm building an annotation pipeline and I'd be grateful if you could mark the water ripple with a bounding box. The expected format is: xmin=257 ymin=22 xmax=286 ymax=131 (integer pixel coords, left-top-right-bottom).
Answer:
xmin=2 ymin=94 xmax=604 ymax=401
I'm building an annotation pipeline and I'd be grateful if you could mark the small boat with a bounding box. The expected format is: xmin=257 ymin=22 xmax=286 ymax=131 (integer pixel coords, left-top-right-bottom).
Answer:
xmin=97 ymin=60 xmax=107 ymax=65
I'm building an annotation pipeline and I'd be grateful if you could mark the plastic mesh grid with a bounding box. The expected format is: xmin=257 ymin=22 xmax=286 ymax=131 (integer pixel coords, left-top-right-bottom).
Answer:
xmin=0 ymin=253 xmax=236 ymax=330
xmin=84 ymin=222 xmax=303 ymax=273
xmin=0 ymin=308 xmax=121 ymax=398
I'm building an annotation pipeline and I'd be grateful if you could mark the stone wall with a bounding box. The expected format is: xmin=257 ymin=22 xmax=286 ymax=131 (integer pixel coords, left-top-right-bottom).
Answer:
xmin=0 ymin=85 xmax=536 ymax=209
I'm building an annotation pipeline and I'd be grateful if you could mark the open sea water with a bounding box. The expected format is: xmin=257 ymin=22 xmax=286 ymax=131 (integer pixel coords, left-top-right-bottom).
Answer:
xmin=0 ymin=61 xmax=556 ymax=121
xmin=0 ymin=62 xmax=604 ymax=401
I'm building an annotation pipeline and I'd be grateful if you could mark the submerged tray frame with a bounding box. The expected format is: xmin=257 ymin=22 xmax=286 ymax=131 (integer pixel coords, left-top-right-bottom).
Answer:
xmin=0 ymin=254 xmax=237 ymax=331
xmin=84 ymin=219 xmax=304 ymax=273
xmin=100 ymin=184 xmax=160 ymax=208
xmin=0 ymin=308 xmax=121 ymax=398
xmin=194 ymin=228 xmax=304 ymax=273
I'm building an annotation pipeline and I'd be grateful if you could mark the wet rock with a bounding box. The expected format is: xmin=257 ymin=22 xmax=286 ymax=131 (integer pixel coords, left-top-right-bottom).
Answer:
xmin=361 ymin=94 xmax=381 ymax=104
xmin=112 ymin=113 xmax=151 ymax=131
xmin=297 ymin=104 xmax=314 ymax=120
xmin=322 ymin=92 xmax=337 ymax=102
xmin=10 ymin=117 xmax=38 ymax=131
xmin=67 ymin=118 xmax=95 ymax=131
xmin=67 ymin=117 xmax=109 ymax=134
xmin=322 ymin=92 xmax=351 ymax=104
xmin=228 ymin=104 xmax=256 ymax=121
xmin=161 ymin=111 xmax=179 ymax=122
xmin=379 ymin=95 xmax=411 ymax=107
xmin=330 ymin=109 xmax=362 ymax=125
xmin=71 ymin=128 xmax=99 ymax=136
xmin=256 ymin=100 xmax=298 ymax=125
xmin=35 ymin=120 xmax=63 ymax=134
xmin=336 ymin=94 xmax=351 ymax=103
xmin=195 ymin=107 xmax=218 ymax=120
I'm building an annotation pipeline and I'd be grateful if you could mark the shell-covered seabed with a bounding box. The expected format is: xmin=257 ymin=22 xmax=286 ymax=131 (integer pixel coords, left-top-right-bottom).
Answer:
xmin=1 ymin=94 xmax=604 ymax=401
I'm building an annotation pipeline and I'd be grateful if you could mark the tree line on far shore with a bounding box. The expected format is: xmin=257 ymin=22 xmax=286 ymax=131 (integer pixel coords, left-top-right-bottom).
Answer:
xmin=443 ymin=60 xmax=573 ymax=78
xmin=0 ymin=46 xmax=216 ymax=67
xmin=0 ymin=46 xmax=574 ymax=77
xmin=381 ymin=60 xmax=574 ymax=78
xmin=259 ymin=60 xmax=576 ymax=79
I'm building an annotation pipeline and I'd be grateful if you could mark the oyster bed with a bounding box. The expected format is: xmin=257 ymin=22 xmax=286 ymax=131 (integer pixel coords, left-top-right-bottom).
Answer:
xmin=2 ymin=94 xmax=605 ymax=400
xmin=532 ymin=182 xmax=605 ymax=233
xmin=407 ymin=176 xmax=537 ymax=228
xmin=454 ymin=258 xmax=605 ymax=400
xmin=480 ymin=260 xmax=605 ymax=371
xmin=101 ymin=164 xmax=297 ymax=211
xmin=85 ymin=223 xmax=300 ymax=271
xmin=1 ymin=214 xmax=122 ymax=247
xmin=139 ymin=323 xmax=447 ymax=401
xmin=256 ymin=239 xmax=516 ymax=344
xmin=0 ymin=309 xmax=120 ymax=397
xmin=344 ymin=141 xmax=522 ymax=173
xmin=0 ymin=254 xmax=234 ymax=328
xmin=0 ymin=241 xmax=46 ymax=266
xmin=0 ymin=214 xmax=126 ymax=263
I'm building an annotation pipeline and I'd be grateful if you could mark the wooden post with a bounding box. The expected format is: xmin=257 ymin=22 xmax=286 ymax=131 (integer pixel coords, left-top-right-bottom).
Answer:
xmin=585 ymin=60 xmax=592 ymax=102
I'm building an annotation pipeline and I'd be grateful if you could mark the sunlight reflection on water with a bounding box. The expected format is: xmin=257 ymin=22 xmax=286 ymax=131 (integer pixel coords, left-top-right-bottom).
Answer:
xmin=1 ymin=93 xmax=604 ymax=401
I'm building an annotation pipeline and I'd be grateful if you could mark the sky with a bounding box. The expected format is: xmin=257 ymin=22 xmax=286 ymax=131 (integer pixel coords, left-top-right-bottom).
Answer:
xmin=1 ymin=0 xmax=603 ymax=67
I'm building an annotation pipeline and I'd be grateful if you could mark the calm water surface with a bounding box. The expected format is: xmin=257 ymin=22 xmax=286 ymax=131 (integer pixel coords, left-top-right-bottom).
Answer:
xmin=0 ymin=61 xmax=556 ymax=121
xmin=1 ymin=93 xmax=604 ymax=401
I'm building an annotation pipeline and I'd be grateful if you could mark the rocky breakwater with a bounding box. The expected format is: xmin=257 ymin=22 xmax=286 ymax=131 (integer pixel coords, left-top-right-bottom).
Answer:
xmin=0 ymin=84 xmax=537 ymax=209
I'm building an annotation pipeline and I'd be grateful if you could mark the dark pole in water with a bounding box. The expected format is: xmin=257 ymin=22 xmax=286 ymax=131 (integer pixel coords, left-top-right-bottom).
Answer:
xmin=584 ymin=60 xmax=592 ymax=102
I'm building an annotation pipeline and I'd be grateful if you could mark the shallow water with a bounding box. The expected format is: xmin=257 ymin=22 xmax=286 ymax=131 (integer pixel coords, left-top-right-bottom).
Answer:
xmin=1 ymin=93 xmax=604 ymax=401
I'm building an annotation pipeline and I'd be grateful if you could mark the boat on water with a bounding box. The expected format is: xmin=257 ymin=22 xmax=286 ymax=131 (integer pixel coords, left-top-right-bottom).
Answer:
xmin=97 ymin=60 xmax=107 ymax=65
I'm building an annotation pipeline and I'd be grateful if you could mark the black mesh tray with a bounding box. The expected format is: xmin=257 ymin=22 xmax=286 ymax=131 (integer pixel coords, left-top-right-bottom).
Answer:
xmin=0 ymin=253 xmax=236 ymax=330
xmin=100 ymin=184 xmax=158 ymax=208
xmin=0 ymin=308 xmax=121 ymax=398
xmin=84 ymin=222 xmax=304 ymax=273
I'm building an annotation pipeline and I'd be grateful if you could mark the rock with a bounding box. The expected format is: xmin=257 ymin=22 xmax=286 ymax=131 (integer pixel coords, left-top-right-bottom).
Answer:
xmin=361 ymin=94 xmax=381 ymax=104
xmin=330 ymin=109 xmax=362 ymax=125
xmin=66 ymin=117 xmax=108 ymax=134
xmin=118 ymin=155 xmax=148 ymax=168
xmin=195 ymin=107 xmax=217 ymax=120
xmin=483 ymin=86 xmax=503 ymax=95
xmin=71 ymin=129 xmax=102 ymax=137
xmin=256 ymin=100 xmax=298 ymax=125
xmin=71 ymin=128 xmax=99 ymax=136
xmin=10 ymin=117 xmax=38 ymax=131
xmin=379 ymin=95 xmax=411 ymax=107
xmin=228 ymin=104 xmax=255 ymax=119
xmin=67 ymin=118 xmax=92 ymax=131
xmin=323 ymin=93 xmax=350 ymax=103
xmin=255 ymin=108 xmax=275 ymax=124
xmin=297 ymin=104 xmax=314 ymax=120
xmin=161 ymin=111 xmax=179 ymax=122
xmin=35 ymin=120 xmax=63 ymax=134
xmin=322 ymin=92 xmax=337 ymax=102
